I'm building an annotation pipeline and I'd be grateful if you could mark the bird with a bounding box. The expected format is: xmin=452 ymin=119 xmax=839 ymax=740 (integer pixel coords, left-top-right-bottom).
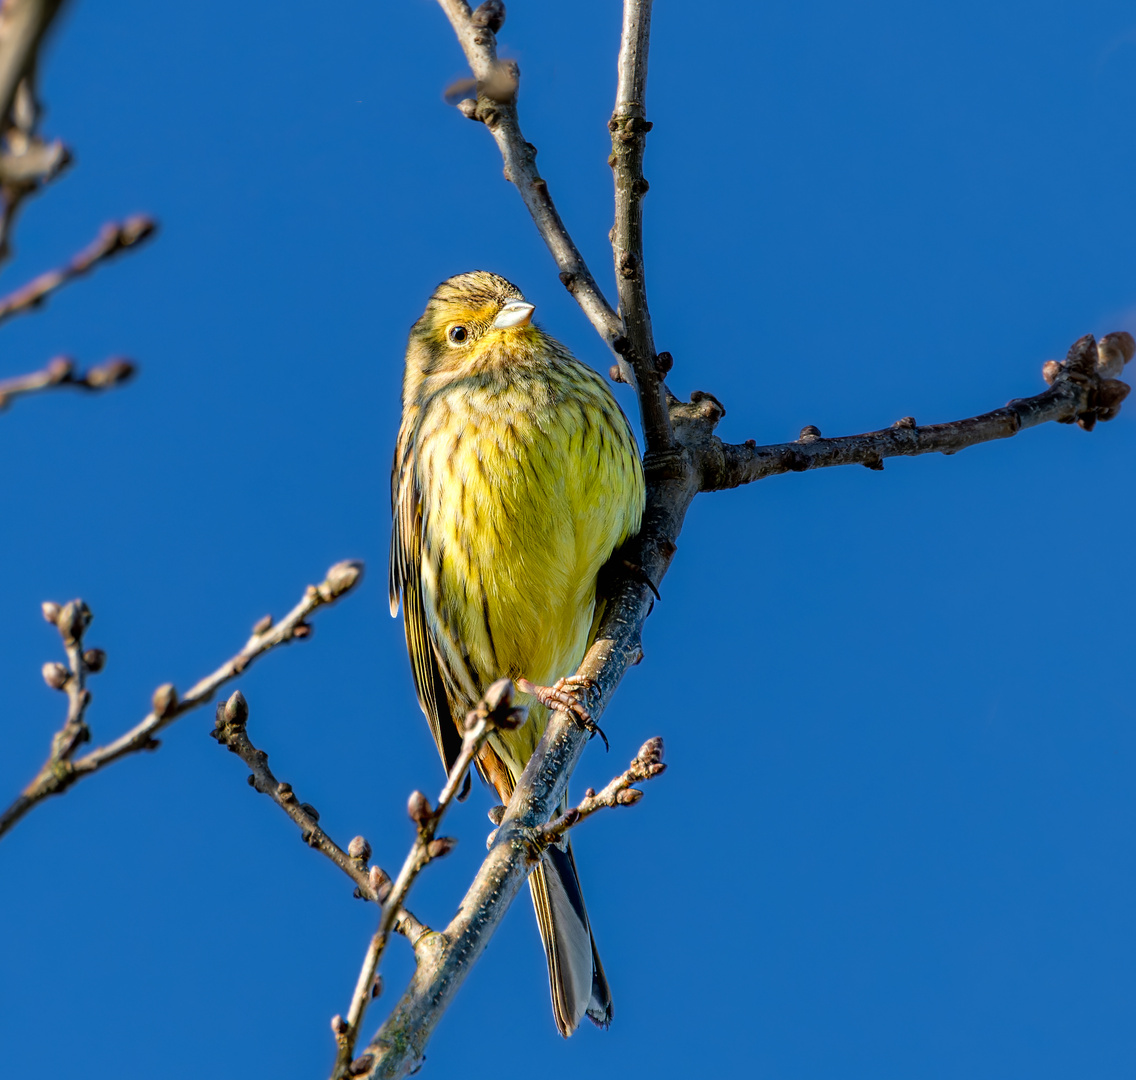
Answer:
xmin=389 ymin=270 xmax=645 ymax=1036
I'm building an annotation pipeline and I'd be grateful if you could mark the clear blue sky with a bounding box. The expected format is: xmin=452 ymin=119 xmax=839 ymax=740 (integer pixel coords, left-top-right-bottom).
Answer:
xmin=2 ymin=2 xmax=1134 ymax=1077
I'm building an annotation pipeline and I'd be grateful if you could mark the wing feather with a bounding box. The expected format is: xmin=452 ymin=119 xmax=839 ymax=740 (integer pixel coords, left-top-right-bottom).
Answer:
xmin=390 ymin=431 xmax=465 ymax=775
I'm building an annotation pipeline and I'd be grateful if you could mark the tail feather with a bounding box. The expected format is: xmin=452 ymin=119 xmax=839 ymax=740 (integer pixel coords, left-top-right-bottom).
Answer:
xmin=529 ymin=840 xmax=613 ymax=1037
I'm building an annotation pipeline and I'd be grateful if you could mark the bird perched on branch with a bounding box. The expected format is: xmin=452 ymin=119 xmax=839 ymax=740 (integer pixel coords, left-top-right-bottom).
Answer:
xmin=389 ymin=271 xmax=645 ymax=1035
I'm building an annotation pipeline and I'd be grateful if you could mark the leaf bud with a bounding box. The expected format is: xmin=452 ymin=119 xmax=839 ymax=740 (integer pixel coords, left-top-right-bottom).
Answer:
xmin=471 ymin=0 xmax=506 ymax=33
xmin=320 ymin=559 xmax=364 ymax=601
xmin=83 ymin=648 xmax=106 ymax=673
xmin=370 ymin=976 xmax=384 ymax=1000
xmin=349 ymin=1054 xmax=376 ymax=1077
xmin=41 ymin=601 xmax=61 ymax=625
xmin=636 ymin=736 xmax=664 ymax=766
xmin=1097 ymin=378 xmax=1130 ymax=411
xmin=1097 ymin=331 xmax=1136 ymax=377
xmin=56 ymin=600 xmax=91 ymax=645
xmin=41 ymin=661 xmax=69 ymax=690
xmin=348 ymin=835 xmax=372 ymax=862
xmin=292 ymin=622 xmax=312 ymax=639
xmin=427 ymin=836 xmax=457 ymax=859
xmin=616 ymin=787 xmax=644 ymax=806
xmin=252 ymin=614 xmax=273 ymax=635
xmin=799 ymin=425 xmax=822 ymax=441
xmin=151 ymin=683 xmax=178 ymax=719
xmin=1042 ymin=359 xmax=1062 ymax=385
xmin=330 ymin=1015 xmax=349 ymax=1036
xmin=482 ymin=676 xmax=513 ymax=714
xmin=407 ymin=790 xmax=432 ymax=824
xmin=46 ymin=356 xmax=74 ymax=383
xmin=224 ymin=690 xmax=249 ymax=725
xmin=368 ymin=865 xmax=389 ymax=895
xmin=85 ymin=358 xmax=136 ymax=388
xmin=496 ymin=706 xmax=528 ymax=731
xmin=299 ymin=803 xmax=320 ymax=822
xmin=487 ymin=805 xmax=506 ymax=825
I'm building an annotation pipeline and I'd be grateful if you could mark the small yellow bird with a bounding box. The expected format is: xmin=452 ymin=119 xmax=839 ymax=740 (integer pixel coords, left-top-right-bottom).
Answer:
xmin=389 ymin=271 xmax=645 ymax=1035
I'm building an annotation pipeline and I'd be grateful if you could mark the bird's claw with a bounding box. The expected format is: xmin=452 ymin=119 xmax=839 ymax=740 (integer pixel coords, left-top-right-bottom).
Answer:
xmin=517 ymin=675 xmax=608 ymax=749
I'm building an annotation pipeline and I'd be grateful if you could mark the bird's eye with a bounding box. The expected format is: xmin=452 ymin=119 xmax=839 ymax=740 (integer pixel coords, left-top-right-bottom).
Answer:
xmin=447 ymin=325 xmax=468 ymax=345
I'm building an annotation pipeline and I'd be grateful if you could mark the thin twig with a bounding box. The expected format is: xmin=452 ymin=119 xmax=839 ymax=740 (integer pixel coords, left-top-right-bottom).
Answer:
xmin=699 ymin=332 xmax=1136 ymax=491
xmin=209 ymin=689 xmax=429 ymax=940
xmin=332 ymin=678 xmax=526 ymax=1080
xmin=0 ymin=355 xmax=134 ymax=410
xmin=0 ymin=215 xmax=157 ymax=326
xmin=538 ymin=736 xmax=666 ymax=846
xmin=0 ymin=560 xmax=365 ymax=839
xmin=436 ymin=0 xmax=623 ymax=348
xmin=609 ymin=0 xmax=672 ymax=452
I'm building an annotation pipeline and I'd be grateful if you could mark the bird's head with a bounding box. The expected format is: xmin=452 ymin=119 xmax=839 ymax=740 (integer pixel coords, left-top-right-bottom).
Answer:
xmin=403 ymin=271 xmax=542 ymax=395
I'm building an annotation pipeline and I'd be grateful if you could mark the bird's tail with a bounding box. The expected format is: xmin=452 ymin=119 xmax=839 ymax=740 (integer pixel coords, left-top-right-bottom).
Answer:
xmin=528 ymin=838 xmax=613 ymax=1037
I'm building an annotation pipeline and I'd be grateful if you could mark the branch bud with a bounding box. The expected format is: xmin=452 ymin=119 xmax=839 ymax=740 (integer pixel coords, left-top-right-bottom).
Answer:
xmin=1097 ymin=378 xmax=1130 ymax=412
xmin=320 ymin=559 xmax=364 ymax=601
xmin=636 ymin=736 xmax=664 ymax=767
xmin=85 ymin=358 xmax=136 ymax=388
xmin=1097 ymin=331 xmax=1136 ymax=377
xmin=41 ymin=601 xmax=60 ymax=625
xmin=41 ymin=661 xmax=68 ymax=690
xmin=299 ymin=803 xmax=320 ymax=822
xmin=482 ymin=676 xmax=513 ymax=714
xmin=427 ymin=836 xmax=457 ymax=859
xmin=45 ymin=356 xmax=74 ymax=384
xmin=331 ymin=1015 xmax=349 ymax=1036
xmin=56 ymin=600 xmax=91 ymax=645
xmin=1041 ymin=359 xmax=1062 ymax=385
xmin=83 ymin=648 xmax=106 ymax=673
xmin=348 ymin=835 xmax=372 ymax=862
xmin=224 ymin=690 xmax=248 ymax=725
xmin=370 ymin=975 xmax=384 ymax=1000
xmin=252 ymin=614 xmax=273 ymax=635
xmin=407 ymin=790 xmax=433 ymax=824
xmin=616 ymin=787 xmax=644 ymax=806
xmin=291 ymin=622 xmax=312 ymax=639
xmin=349 ymin=1054 xmax=376 ymax=1077
xmin=487 ymin=805 xmax=506 ymax=825
xmin=151 ymin=683 xmax=178 ymax=719
xmin=471 ymin=1 xmax=506 ymax=33
xmin=368 ymin=865 xmax=389 ymax=896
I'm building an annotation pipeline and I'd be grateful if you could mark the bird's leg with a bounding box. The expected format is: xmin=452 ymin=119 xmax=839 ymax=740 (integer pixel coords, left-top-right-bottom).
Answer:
xmin=517 ymin=676 xmax=609 ymax=751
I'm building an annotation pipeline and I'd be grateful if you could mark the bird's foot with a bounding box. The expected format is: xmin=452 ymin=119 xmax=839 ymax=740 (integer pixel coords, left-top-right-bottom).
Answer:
xmin=517 ymin=676 xmax=609 ymax=751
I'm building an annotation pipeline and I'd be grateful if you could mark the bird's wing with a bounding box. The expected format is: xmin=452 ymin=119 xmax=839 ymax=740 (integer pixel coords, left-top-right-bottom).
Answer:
xmin=390 ymin=434 xmax=465 ymax=775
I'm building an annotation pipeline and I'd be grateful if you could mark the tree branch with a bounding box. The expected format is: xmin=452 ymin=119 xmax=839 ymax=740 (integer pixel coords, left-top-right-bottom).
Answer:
xmin=437 ymin=1 xmax=623 ymax=349
xmin=0 ymin=216 xmax=156 ymax=325
xmin=0 ymin=560 xmax=365 ymax=839
xmin=609 ymin=0 xmax=672 ymax=452
xmin=537 ymin=735 xmax=666 ymax=846
xmin=0 ymin=354 xmax=134 ymax=410
xmin=210 ymin=689 xmax=430 ymax=937
xmin=332 ymin=678 xmax=527 ymax=1080
xmin=698 ymin=332 xmax=1135 ymax=491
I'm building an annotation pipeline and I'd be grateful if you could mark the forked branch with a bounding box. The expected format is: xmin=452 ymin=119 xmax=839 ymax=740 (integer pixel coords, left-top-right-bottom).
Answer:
xmin=332 ymin=678 xmax=527 ymax=1080
xmin=0 ymin=561 xmax=365 ymax=839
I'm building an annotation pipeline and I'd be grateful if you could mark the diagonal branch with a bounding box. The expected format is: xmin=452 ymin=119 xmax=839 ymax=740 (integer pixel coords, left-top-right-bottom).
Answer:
xmin=699 ymin=332 xmax=1135 ymax=491
xmin=0 ymin=560 xmax=365 ymax=839
xmin=436 ymin=1 xmax=623 ymax=348
xmin=333 ymin=678 xmax=527 ymax=1080
xmin=0 ymin=215 xmax=156 ymax=325
xmin=0 ymin=354 xmax=134 ymax=410
xmin=210 ymin=689 xmax=429 ymax=940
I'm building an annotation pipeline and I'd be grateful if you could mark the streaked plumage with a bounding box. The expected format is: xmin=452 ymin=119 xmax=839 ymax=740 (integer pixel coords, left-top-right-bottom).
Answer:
xmin=389 ymin=271 xmax=645 ymax=1035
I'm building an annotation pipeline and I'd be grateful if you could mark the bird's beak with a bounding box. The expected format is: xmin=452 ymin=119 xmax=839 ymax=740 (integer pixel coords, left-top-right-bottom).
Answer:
xmin=492 ymin=299 xmax=535 ymax=329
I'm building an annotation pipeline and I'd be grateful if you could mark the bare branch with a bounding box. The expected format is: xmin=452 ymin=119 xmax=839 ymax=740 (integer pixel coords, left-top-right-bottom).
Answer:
xmin=0 ymin=354 xmax=134 ymax=410
xmin=0 ymin=560 xmax=365 ymax=839
xmin=699 ymin=332 xmax=1136 ymax=491
xmin=436 ymin=1 xmax=622 ymax=348
xmin=538 ymin=735 xmax=666 ymax=846
xmin=209 ymin=689 xmax=430 ymax=941
xmin=0 ymin=216 xmax=157 ymax=326
xmin=333 ymin=678 xmax=526 ymax=1080
xmin=0 ymin=0 xmax=65 ymax=130
xmin=609 ymin=0 xmax=673 ymax=452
